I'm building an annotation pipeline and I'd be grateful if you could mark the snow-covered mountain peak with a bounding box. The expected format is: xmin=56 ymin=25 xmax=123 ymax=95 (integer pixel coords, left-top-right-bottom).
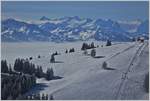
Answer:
xmin=40 ymin=16 xmax=50 ymax=21
xmin=1 ymin=17 xmax=149 ymax=42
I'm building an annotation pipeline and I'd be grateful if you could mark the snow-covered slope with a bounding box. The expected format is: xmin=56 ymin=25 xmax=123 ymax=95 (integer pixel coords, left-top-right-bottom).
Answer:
xmin=2 ymin=17 xmax=148 ymax=42
xmin=2 ymin=41 xmax=149 ymax=100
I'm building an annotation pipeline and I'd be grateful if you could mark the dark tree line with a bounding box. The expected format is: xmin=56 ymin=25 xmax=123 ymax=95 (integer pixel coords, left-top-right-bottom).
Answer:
xmin=65 ymin=48 xmax=75 ymax=54
xmin=1 ymin=59 xmax=55 ymax=100
xmin=14 ymin=58 xmax=54 ymax=80
xmin=81 ymin=42 xmax=95 ymax=50
xmin=69 ymin=48 xmax=75 ymax=53
xmin=1 ymin=73 xmax=36 ymax=100
xmin=2 ymin=59 xmax=55 ymax=80
xmin=1 ymin=60 xmax=9 ymax=73
xmin=22 ymin=93 xmax=54 ymax=100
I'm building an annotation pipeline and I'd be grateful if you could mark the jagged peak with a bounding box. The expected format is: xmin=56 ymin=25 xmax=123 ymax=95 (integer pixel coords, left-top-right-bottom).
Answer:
xmin=40 ymin=16 xmax=50 ymax=21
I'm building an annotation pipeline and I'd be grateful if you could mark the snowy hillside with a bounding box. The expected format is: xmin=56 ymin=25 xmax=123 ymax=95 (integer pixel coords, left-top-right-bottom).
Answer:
xmin=2 ymin=40 xmax=149 ymax=100
xmin=1 ymin=17 xmax=149 ymax=42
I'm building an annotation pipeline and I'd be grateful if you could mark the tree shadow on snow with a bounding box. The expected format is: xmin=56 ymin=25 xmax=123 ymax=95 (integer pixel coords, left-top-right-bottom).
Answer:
xmin=52 ymin=76 xmax=63 ymax=80
xmin=53 ymin=61 xmax=64 ymax=63
xmin=26 ymin=83 xmax=49 ymax=95
xmin=103 ymin=67 xmax=116 ymax=70
xmin=94 ymin=56 xmax=105 ymax=58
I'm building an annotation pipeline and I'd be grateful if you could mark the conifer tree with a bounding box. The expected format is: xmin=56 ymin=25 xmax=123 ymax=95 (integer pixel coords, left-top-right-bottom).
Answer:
xmin=106 ymin=40 xmax=112 ymax=46
xmin=46 ymin=68 xmax=54 ymax=80
xmin=42 ymin=93 xmax=45 ymax=100
xmin=50 ymin=54 xmax=55 ymax=63
xmin=83 ymin=49 xmax=88 ymax=55
xmin=50 ymin=95 xmax=54 ymax=100
xmin=91 ymin=49 xmax=96 ymax=57
xmin=1 ymin=60 xmax=9 ymax=73
xmin=65 ymin=49 xmax=68 ymax=53
xmin=91 ymin=42 xmax=95 ymax=48
xmin=45 ymin=94 xmax=48 ymax=100
xmin=102 ymin=61 xmax=107 ymax=69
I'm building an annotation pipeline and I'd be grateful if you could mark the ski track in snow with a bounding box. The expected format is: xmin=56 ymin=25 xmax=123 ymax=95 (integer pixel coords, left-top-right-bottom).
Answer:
xmin=114 ymin=42 xmax=146 ymax=99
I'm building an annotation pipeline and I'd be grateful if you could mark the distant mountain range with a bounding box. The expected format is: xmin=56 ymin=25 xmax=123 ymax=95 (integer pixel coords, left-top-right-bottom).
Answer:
xmin=1 ymin=16 xmax=149 ymax=42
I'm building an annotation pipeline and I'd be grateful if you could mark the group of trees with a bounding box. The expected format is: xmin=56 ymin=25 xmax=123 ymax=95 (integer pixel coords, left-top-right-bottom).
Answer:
xmin=81 ymin=42 xmax=96 ymax=50
xmin=23 ymin=93 xmax=54 ymax=100
xmin=14 ymin=58 xmax=55 ymax=80
xmin=82 ymin=40 xmax=111 ymax=50
xmin=69 ymin=48 xmax=75 ymax=53
xmin=65 ymin=48 xmax=75 ymax=53
xmin=14 ymin=58 xmax=36 ymax=75
xmin=1 ymin=73 xmax=36 ymax=100
xmin=2 ymin=59 xmax=55 ymax=80
xmin=1 ymin=60 xmax=12 ymax=73
xmin=1 ymin=58 xmax=56 ymax=100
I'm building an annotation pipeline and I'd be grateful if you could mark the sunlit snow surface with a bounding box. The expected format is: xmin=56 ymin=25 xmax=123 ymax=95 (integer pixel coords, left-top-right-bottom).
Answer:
xmin=1 ymin=41 xmax=149 ymax=100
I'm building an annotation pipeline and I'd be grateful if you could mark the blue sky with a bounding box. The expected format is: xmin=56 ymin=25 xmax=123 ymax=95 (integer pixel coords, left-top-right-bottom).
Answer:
xmin=2 ymin=1 xmax=149 ymax=21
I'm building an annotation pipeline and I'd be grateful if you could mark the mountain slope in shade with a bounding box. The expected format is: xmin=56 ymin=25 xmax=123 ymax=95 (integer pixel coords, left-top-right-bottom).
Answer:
xmin=1 ymin=17 xmax=149 ymax=42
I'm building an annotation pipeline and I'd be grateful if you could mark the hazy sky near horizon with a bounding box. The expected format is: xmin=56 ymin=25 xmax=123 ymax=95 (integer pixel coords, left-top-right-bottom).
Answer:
xmin=2 ymin=1 xmax=149 ymax=21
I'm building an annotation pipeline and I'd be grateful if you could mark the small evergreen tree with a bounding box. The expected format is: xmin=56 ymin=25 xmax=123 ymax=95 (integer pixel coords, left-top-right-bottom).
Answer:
xmin=81 ymin=43 xmax=86 ymax=50
xmin=46 ymin=68 xmax=54 ymax=80
xmin=106 ymin=40 xmax=112 ymax=46
xmin=102 ymin=61 xmax=107 ymax=69
xmin=91 ymin=49 xmax=96 ymax=57
xmin=91 ymin=42 xmax=95 ymax=48
xmin=42 ymin=93 xmax=45 ymax=100
xmin=1 ymin=60 xmax=9 ymax=73
xmin=29 ymin=57 xmax=33 ymax=60
xmin=83 ymin=49 xmax=88 ymax=55
xmin=54 ymin=51 xmax=58 ymax=55
xmin=50 ymin=54 xmax=55 ymax=63
xmin=38 ymin=55 xmax=41 ymax=58
xmin=45 ymin=94 xmax=48 ymax=100
xmin=65 ymin=49 xmax=68 ymax=53
xmin=50 ymin=95 xmax=54 ymax=100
